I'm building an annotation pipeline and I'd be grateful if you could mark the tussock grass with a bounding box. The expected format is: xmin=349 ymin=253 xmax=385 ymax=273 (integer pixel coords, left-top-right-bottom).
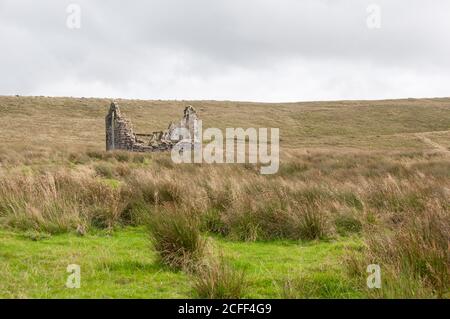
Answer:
xmin=345 ymin=208 xmax=449 ymax=298
xmin=0 ymin=170 xmax=129 ymax=233
xmin=147 ymin=208 xmax=206 ymax=270
xmin=192 ymin=253 xmax=247 ymax=299
xmin=1 ymin=151 xmax=449 ymax=245
xmin=371 ymin=209 xmax=448 ymax=297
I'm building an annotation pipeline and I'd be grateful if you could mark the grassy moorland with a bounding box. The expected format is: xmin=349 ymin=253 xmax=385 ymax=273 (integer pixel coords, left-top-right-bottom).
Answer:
xmin=0 ymin=95 xmax=449 ymax=298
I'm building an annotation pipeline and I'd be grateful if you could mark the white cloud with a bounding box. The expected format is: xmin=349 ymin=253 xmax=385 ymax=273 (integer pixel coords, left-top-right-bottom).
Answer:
xmin=1 ymin=0 xmax=449 ymax=101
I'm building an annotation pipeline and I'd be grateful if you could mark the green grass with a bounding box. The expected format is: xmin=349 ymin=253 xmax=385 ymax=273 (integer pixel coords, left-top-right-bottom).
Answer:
xmin=215 ymin=237 xmax=364 ymax=298
xmin=0 ymin=227 xmax=363 ymax=298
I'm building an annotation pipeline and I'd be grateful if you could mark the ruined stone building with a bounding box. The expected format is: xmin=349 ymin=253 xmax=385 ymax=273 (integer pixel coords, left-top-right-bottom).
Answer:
xmin=105 ymin=102 xmax=199 ymax=152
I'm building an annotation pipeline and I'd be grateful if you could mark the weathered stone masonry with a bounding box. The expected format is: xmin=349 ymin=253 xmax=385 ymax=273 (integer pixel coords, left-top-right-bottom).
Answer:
xmin=105 ymin=102 xmax=199 ymax=152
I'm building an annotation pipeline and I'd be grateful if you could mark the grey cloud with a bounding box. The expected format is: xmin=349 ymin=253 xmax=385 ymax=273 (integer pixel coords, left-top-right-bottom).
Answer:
xmin=0 ymin=0 xmax=449 ymax=101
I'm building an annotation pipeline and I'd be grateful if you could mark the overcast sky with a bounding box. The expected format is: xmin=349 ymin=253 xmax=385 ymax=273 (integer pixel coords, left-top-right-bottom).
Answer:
xmin=1 ymin=0 xmax=449 ymax=102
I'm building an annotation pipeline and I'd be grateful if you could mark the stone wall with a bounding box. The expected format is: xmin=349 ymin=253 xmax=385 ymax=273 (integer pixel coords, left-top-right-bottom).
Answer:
xmin=105 ymin=102 xmax=199 ymax=152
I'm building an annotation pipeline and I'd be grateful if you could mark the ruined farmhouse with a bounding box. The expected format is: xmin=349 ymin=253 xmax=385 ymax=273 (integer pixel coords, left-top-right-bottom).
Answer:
xmin=105 ymin=102 xmax=199 ymax=152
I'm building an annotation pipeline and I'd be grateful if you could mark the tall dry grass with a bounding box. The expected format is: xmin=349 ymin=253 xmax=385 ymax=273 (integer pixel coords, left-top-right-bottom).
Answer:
xmin=0 ymin=170 xmax=129 ymax=233
xmin=0 ymin=149 xmax=448 ymax=297
xmin=1 ymin=150 xmax=448 ymax=240
xmin=346 ymin=208 xmax=449 ymax=298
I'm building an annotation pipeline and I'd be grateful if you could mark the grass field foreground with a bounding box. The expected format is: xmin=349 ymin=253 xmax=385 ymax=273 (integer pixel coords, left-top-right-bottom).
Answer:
xmin=0 ymin=96 xmax=449 ymax=298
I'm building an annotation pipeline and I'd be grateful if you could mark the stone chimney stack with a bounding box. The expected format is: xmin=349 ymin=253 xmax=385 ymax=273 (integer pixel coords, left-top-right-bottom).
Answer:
xmin=105 ymin=102 xmax=118 ymax=151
